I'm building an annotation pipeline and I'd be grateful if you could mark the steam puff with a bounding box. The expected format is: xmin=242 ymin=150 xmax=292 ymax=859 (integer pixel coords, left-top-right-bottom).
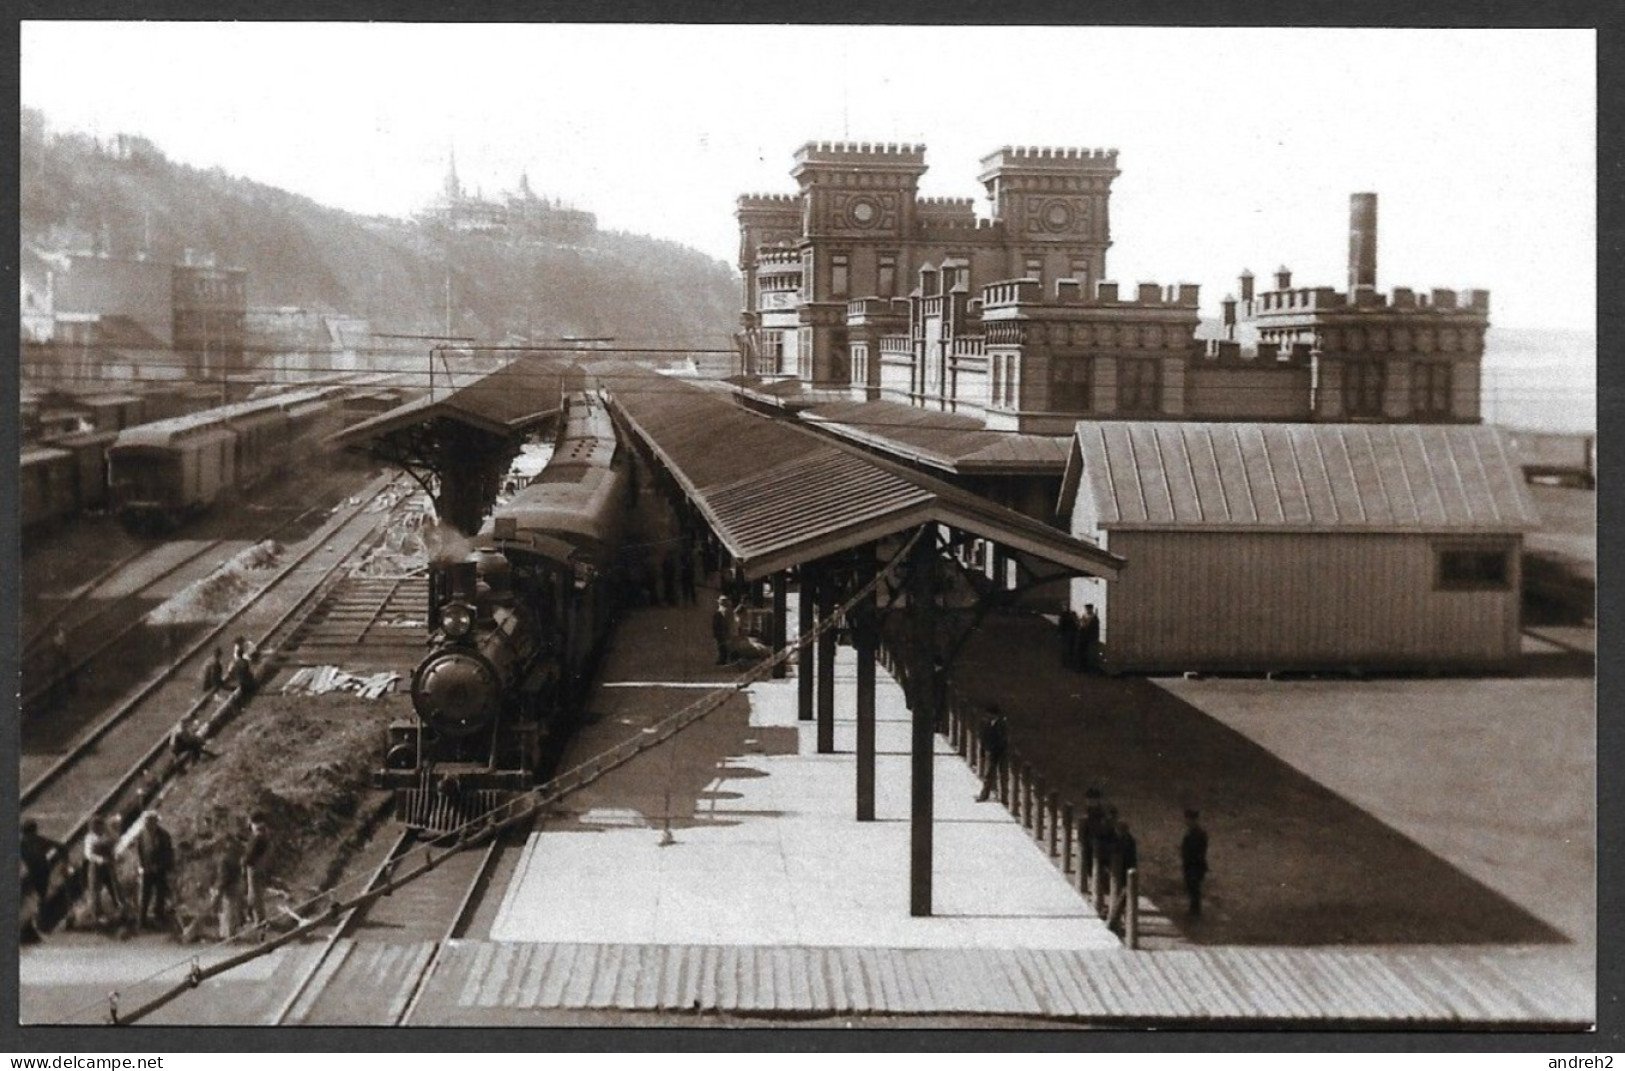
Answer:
xmin=423 ymin=522 xmax=479 ymax=563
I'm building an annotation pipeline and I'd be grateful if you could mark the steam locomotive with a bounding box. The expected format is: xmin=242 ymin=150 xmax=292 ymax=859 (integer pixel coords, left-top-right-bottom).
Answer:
xmin=381 ymin=389 xmax=629 ymax=829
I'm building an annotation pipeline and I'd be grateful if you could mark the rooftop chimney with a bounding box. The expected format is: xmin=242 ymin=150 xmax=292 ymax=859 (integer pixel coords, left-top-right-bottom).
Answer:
xmin=1348 ymin=192 xmax=1378 ymax=303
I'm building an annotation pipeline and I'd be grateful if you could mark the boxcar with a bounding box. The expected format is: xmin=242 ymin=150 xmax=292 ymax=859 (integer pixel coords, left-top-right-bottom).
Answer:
xmin=108 ymin=416 xmax=238 ymax=532
xmin=53 ymin=428 xmax=119 ymax=514
xmin=21 ymin=446 xmax=78 ymax=531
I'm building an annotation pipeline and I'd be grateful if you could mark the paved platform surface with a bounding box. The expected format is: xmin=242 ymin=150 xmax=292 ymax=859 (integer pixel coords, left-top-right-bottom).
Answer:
xmin=488 ymin=598 xmax=1117 ymax=950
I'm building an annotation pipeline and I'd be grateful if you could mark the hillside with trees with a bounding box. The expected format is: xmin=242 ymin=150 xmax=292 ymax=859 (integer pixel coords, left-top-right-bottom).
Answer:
xmin=20 ymin=109 xmax=740 ymax=357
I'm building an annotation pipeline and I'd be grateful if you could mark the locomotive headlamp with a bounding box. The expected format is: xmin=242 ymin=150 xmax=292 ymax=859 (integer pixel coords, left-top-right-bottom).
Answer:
xmin=441 ymin=602 xmax=475 ymax=640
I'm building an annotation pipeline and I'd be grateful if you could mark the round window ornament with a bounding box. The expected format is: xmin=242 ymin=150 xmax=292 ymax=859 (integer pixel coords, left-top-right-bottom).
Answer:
xmin=1043 ymin=200 xmax=1073 ymax=232
xmin=848 ymin=199 xmax=878 ymax=226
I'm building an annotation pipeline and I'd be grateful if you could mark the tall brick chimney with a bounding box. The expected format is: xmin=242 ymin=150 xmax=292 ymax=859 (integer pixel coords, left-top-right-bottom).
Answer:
xmin=1348 ymin=192 xmax=1378 ymax=304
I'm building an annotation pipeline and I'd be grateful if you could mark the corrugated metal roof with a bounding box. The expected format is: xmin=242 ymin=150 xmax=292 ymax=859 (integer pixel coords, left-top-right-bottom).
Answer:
xmin=1074 ymin=421 xmax=1541 ymax=532
xmin=804 ymin=400 xmax=1071 ymax=474
xmin=591 ymin=362 xmax=1120 ymax=580
xmin=331 ymin=360 xmax=569 ymax=449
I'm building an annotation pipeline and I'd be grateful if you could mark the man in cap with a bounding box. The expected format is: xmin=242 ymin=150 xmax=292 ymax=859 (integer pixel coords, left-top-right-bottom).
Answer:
xmin=1181 ymin=808 xmax=1210 ymax=918
xmin=136 ymin=812 xmax=175 ymax=930
xmin=711 ymin=596 xmax=735 ymax=665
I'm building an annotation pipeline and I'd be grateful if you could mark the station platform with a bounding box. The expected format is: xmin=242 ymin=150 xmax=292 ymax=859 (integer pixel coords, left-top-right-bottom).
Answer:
xmin=486 ymin=594 xmax=1117 ymax=952
xmin=17 ymin=588 xmax=1591 ymax=1027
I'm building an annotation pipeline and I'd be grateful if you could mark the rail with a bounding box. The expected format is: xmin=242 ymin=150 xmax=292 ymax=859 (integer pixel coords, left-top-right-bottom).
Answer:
xmin=85 ymin=525 xmax=930 ymax=1025
xmin=23 ymin=476 xmax=414 ymax=967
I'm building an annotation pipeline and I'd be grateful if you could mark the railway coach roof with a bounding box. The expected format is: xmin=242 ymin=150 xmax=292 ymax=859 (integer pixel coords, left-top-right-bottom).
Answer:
xmin=112 ymin=386 xmax=339 ymax=449
xmin=584 ymin=362 xmax=1122 ymax=581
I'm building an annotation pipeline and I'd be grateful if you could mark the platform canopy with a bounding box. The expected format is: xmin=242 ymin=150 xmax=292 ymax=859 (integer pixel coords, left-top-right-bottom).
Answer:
xmin=801 ymin=398 xmax=1071 ymax=476
xmin=331 ymin=359 xmax=579 ymax=534
xmin=331 ymin=360 xmax=572 ymax=449
xmin=587 ymin=363 xmax=1122 ymax=581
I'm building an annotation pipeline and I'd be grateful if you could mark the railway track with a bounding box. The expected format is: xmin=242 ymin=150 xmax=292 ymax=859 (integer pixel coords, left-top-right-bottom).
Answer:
xmin=20 ymin=505 xmax=329 ymax=720
xmin=273 ymin=820 xmax=521 ymax=1026
xmin=19 ymin=476 xmax=422 ymax=883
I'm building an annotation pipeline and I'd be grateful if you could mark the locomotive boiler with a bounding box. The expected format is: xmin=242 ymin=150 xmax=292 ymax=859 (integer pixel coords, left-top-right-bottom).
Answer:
xmin=382 ymin=389 xmax=629 ymax=829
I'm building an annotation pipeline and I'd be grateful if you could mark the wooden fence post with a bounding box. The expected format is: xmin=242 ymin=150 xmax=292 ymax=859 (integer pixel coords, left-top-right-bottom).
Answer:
xmin=1061 ymin=803 xmax=1075 ymax=875
xmin=1126 ymin=868 xmax=1140 ymax=950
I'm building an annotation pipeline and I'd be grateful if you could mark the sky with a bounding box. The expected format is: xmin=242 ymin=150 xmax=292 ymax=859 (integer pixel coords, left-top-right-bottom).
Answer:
xmin=20 ymin=22 xmax=1596 ymax=332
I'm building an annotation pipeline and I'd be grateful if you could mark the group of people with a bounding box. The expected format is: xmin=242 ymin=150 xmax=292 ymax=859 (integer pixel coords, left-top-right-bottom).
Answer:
xmin=19 ymin=810 xmax=176 ymax=940
xmin=204 ymin=813 xmax=271 ymax=941
xmin=19 ymin=809 xmax=275 ymax=944
xmin=1057 ymin=604 xmax=1102 ymax=672
xmin=202 ymin=637 xmax=259 ymax=700
xmin=972 ymin=707 xmax=1211 ymax=931
xmin=711 ymin=594 xmax=771 ymax=666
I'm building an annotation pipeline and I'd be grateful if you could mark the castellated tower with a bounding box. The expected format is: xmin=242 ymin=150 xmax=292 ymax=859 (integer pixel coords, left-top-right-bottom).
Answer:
xmin=977 ymin=146 xmax=1120 ymax=285
xmin=789 ymin=141 xmax=929 ymax=239
xmin=736 ymin=141 xmax=1129 ymax=390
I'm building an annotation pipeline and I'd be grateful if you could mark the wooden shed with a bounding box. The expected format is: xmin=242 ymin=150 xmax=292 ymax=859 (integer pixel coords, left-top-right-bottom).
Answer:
xmin=1061 ymin=422 xmax=1541 ymax=673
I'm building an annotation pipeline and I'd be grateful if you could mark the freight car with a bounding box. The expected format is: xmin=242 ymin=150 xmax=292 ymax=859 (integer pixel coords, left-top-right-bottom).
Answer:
xmin=106 ymin=385 xmax=349 ymax=533
xmin=381 ymin=389 xmax=628 ymax=829
xmin=20 ymin=445 xmax=79 ymax=532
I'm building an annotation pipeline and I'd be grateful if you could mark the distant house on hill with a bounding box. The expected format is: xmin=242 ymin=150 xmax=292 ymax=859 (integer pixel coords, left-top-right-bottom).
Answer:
xmin=418 ymin=154 xmax=595 ymax=243
xmin=1062 ymin=421 xmax=1540 ymax=674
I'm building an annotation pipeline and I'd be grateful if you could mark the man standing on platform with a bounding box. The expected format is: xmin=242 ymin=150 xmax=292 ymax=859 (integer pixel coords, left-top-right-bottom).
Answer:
xmin=1107 ymin=817 xmax=1138 ymax=935
xmin=975 ymin=704 xmax=1009 ymax=802
xmin=712 ymin=596 xmax=734 ymax=666
xmin=1181 ymin=808 xmax=1209 ymax=918
xmin=1078 ymin=604 xmax=1101 ymax=672
xmin=1080 ymin=787 xmax=1106 ymax=890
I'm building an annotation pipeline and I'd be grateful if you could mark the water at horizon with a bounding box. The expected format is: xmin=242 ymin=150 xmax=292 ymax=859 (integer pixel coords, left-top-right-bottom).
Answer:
xmin=1482 ymin=326 xmax=1596 ymax=435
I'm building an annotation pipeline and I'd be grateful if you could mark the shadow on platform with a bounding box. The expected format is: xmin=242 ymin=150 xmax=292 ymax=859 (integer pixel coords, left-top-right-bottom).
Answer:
xmin=942 ymin=610 xmax=1568 ymax=949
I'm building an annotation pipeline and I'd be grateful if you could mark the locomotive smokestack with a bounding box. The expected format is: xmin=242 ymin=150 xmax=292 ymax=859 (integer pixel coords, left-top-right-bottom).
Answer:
xmin=1348 ymin=192 xmax=1378 ymax=304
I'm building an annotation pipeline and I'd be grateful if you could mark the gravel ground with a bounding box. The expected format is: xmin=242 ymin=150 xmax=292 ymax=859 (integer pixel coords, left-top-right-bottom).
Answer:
xmin=943 ymin=609 xmax=1591 ymax=951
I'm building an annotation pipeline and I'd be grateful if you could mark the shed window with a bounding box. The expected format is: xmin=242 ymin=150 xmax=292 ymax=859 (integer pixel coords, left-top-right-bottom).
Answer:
xmin=1436 ymin=545 xmax=1511 ymax=591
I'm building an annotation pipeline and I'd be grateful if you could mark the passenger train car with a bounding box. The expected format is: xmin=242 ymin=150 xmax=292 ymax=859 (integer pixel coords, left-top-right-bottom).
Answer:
xmin=106 ymin=385 xmax=350 ymax=533
xmin=382 ymin=389 xmax=629 ymax=829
